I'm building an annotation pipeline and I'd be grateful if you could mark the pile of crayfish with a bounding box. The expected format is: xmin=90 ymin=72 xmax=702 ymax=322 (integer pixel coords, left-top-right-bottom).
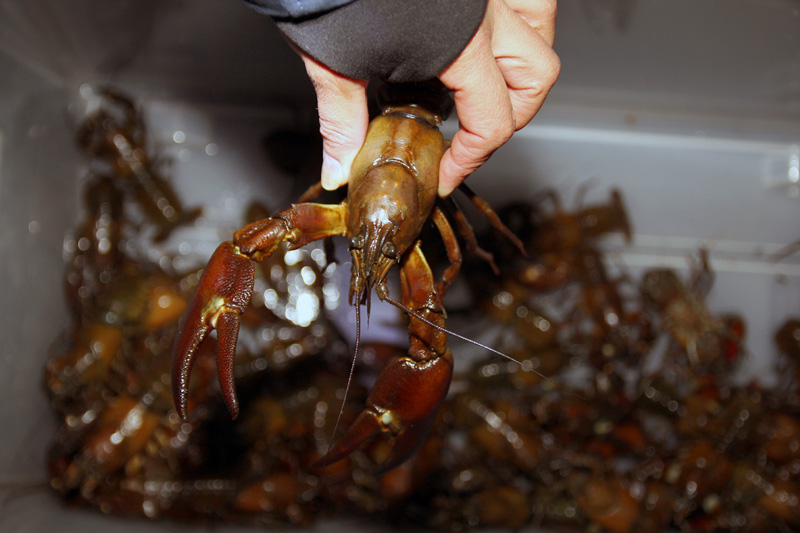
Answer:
xmin=45 ymin=86 xmax=800 ymax=532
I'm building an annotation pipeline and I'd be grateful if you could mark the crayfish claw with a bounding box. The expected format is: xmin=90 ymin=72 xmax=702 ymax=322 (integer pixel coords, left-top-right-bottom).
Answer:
xmin=374 ymin=419 xmax=438 ymax=475
xmin=314 ymin=351 xmax=453 ymax=475
xmin=215 ymin=311 xmax=242 ymax=419
xmin=312 ymin=410 xmax=383 ymax=469
xmin=171 ymin=241 xmax=255 ymax=420
xmin=312 ymin=408 xmax=437 ymax=476
xmin=172 ymin=318 xmax=211 ymax=419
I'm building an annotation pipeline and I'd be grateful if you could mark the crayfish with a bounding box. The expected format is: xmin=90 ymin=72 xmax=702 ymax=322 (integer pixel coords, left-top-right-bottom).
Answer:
xmin=172 ymin=82 xmax=524 ymax=474
xmin=77 ymin=88 xmax=202 ymax=241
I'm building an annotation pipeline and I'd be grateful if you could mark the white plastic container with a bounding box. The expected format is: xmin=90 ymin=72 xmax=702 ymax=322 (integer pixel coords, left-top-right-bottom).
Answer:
xmin=1 ymin=0 xmax=798 ymax=531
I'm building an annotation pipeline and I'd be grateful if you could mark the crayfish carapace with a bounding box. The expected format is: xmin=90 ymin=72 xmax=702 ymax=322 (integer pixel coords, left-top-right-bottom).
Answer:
xmin=172 ymin=82 xmax=523 ymax=474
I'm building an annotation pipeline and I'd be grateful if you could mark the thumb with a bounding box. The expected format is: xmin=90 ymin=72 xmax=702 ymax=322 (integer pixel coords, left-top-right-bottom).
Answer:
xmin=301 ymin=54 xmax=369 ymax=190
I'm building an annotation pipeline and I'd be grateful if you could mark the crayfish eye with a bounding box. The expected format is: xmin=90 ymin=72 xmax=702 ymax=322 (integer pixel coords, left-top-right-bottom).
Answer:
xmin=382 ymin=242 xmax=398 ymax=259
xmin=350 ymin=235 xmax=363 ymax=249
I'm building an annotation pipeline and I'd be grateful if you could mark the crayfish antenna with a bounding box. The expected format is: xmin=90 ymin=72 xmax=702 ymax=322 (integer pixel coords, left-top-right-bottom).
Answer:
xmin=317 ymin=288 xmax=364 ymax=479
xmin=382 ymin=295 xmax=578 ymax=397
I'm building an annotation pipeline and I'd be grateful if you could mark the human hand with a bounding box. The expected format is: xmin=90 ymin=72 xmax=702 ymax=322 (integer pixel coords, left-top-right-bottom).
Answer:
xmin=437 ymin=0 xmax=560 ymax=196
xmin=302 ymin=0 xmax=560 ymax=196
xmin=300 ymin=53 xmax=369 ymax=191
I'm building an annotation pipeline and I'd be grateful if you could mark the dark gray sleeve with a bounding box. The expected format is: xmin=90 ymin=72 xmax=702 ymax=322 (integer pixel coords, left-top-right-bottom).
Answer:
xmin=247 ymin=0 xmax=487 ymax=83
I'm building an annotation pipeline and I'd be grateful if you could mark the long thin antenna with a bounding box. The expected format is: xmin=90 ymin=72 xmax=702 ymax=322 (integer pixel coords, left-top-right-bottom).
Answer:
xmin=320 ymin=290 xmax=363 ymax=477
xmin=383 ymin=295 xmax=578 ymax=396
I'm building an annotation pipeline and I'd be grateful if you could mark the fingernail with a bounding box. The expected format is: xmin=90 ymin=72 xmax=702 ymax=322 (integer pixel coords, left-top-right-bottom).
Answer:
xmin=437 ymin=154 xmax=458 ymax=197
xmin=438 ymin=182 xmax=456 ymax=197
xmin=321 ymin=151 xmax=345 ymax=191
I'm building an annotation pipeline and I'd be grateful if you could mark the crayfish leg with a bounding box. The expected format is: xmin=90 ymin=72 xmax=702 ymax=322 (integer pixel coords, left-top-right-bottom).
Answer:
xmin=430 ymin=206 xmax=462 ymax=299
xmin=458 ymin=183 xmax=527 ymax=257
xmin=442 ymin=196 xmax=499 ymax=274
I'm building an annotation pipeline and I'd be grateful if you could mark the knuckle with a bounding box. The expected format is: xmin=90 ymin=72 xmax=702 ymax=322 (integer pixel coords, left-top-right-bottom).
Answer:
xmin=513 ymin=49 xmax=561 ymax=98
xmin=450 ymin=144 xmax=485 ymax=176
xmin=543 ymin=49 xmax=562 ymax=83
xmin=456 ymin=129 xmax=505 ymax=169
xmin=497 ymin=41 xmax=560 ymax=92
xmin=318 ymin=118 xmax=357 ymax=152
xmin=492 ymin=112 xmax=516 ymax=143
xmin=540 ymin=0 xmax=558 ymax=21
xmin=506 ymin=0 xmax=558 ymax=32
xmin=497 ymin=121 xmax=515 ymax=144
xmin=460 ymin=143 xmax=491 ymax=168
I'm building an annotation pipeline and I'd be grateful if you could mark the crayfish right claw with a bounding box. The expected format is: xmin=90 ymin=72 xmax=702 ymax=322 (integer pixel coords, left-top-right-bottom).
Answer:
xmin=172 ymin=241 xmax=255 ymax=420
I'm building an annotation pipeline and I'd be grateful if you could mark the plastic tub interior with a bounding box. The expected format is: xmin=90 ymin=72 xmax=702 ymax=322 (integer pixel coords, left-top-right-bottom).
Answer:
xmin=1 ymin=1 xmax=799 ymax=531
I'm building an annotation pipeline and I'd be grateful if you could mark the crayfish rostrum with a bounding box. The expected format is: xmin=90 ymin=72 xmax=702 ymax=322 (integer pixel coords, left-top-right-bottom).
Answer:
xmin=172 ymin=82 xmax=522 ymax=474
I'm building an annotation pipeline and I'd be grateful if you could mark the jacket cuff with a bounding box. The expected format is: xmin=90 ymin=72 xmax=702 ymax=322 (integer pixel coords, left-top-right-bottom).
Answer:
xmin=243 ymin=0 xmax=356 ymax=18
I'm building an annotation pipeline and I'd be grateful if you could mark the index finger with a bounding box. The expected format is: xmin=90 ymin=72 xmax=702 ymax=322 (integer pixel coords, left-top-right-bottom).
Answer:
xmin=437 ymin=28 xmax=515 ymax=196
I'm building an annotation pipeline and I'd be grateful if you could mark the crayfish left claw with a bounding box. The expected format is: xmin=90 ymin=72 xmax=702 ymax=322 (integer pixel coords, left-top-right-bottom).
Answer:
xmin=318 ymin=408 xmax=439 ymax=475
xmin=313 ymin=350 xmax=453 ymax=475
xmin=172 ymin=241 xmax=255 ymax=420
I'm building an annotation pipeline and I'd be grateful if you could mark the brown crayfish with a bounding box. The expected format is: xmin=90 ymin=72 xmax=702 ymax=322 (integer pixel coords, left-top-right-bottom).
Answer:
xmin=172 ymin=82 xmax=523 ymax=474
